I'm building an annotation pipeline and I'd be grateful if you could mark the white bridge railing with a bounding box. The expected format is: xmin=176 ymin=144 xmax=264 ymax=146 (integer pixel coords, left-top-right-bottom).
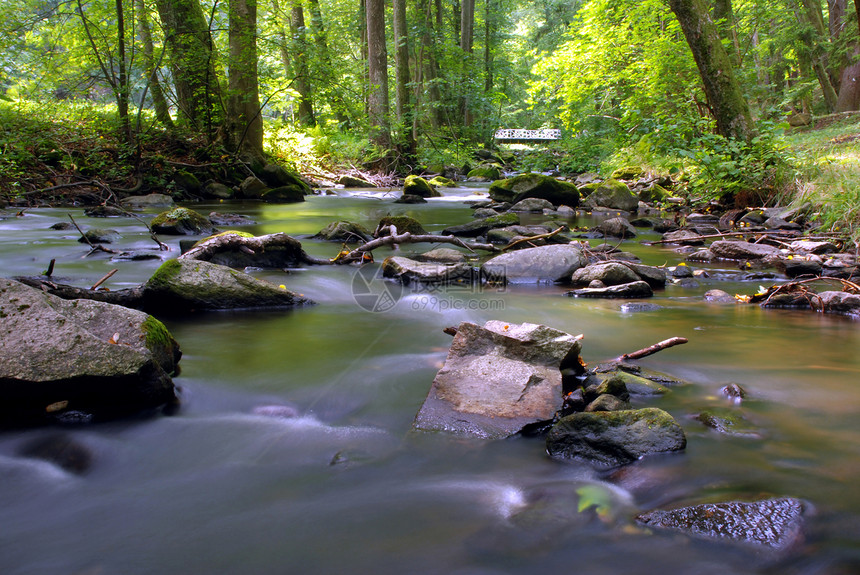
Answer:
xmin=494 ymin=128 xmax=561 ymax=141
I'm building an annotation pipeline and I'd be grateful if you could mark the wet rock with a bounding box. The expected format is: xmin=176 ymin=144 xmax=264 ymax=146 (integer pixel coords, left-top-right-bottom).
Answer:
xmin=765 ymin=217 xmax=802 ymax=231
xmin=202 ymin=182 xmax=234 ymax=199
xmin=696 ymin=408 xmax=761 ymax=437
xmin=599 ymin=217 xmax=637 ymax=238
xmin=442 ymin=212 xmax=519 ymax=237
xmin=173 ymin=169 xmax=201 ymax=194
xmin=121 ymin=193 xmax=175 ymax=209
xmin=710 ymin=240 xmax=780 ymax=260
xmin=636 ymin=497 xmax=806 ymax=550
xmin=394 ymin=194 xmax=427 ymax=204
xmin=566 ymin=281 xmax=653 ymax=299
xmin=403 ymin=175 xmax=440 ymax=198
xmin=314 ymin=221 xmax=372 ymax=243
xmin=84 ymin=206 xmax=124 ymax=217
xmin=111 ymin=251 xmax=163 ymax=262
xmin=778 ymin=258 xmax=822 ymax=278
xmin=208 ymin=212 xmax=257 ymax=226
xmin=661 ymin=229 xmax=705 ymax=245
xmin=261 ymin=185 xmax=306 ymax=203
xmin=338 ymin=174 xmax=376 ymax=188
xmin=181 ymin=232 xmax=311 ymax=269
xmin=704 ymin=289 xmax=736 ymax=303
xmin=0 ymin=278 xmax=179 ymax=425
xmin=375 ymin=216 xmax=426 ymax=236
xmin=489 ymin=173 xmax=580 ymax=207
xmin=583 ymin=180 xmax=639 ymax=212
xmin=790 ymin=240 xmax=838 ymax=255
xmin=239 ymin=176 xmax=269 ymax=198
xmin=620 ymin=302 xmax=663 ymax=313
xmin=603 ymin=371 xmax=670 ymax=396
xmin=412 ymin=320 xmax=583 ymax=439
xmin=428 ymin=176 xmax=456 ymax=188
xmin=721 ymin=383 xmax=747 ymax=403
xmin=546 ymin=408 xmax=686 ymax=467
xmin=467 ymin=164 xmax=502 ymax=182
xmin=414 ymin=247 xmax=467 ymax=264
xmin=571 ymin=262 xmax=640 ymax=287
xmin=78 ymin=228 xmax=121 ymax=244
xmin=259 ymin=163 xmax=312 ymax=195
xmin=151 ymin=207 xmax=216 ymax=235
xmin=510 ymin=198 xmax=554 ymax=212
xmin=687 ymin=248 xmax=716 ymax=262
xmin=611 ymin=166 xmax=643 ymax=180
xmin=473 ymin=207 xmax=501 ymax=219
xmin=817 ymin=291 xmax=860 ymax=316
xmin=585 ymin=394 xmax=630 ymax=412
xmin=622 ymin=263 xmax=667 ymax=288
xmin=50 ymin=222 xmax=73 ymax=230
xmin=18 ymin=434 xmax=94 ymax=474
xmin=382 ymin=256 xmax=474 ymax=285
xmin=143 ymin=258 xmax=313 ymax=313
xmin=481 ymin=244 xmax=587 ymax=283
xmin=670 ymin=263 xmax=694 ymax=278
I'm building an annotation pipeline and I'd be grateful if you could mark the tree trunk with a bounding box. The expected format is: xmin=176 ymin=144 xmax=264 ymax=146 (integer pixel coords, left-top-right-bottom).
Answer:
xmin=460 ymin=0 xmax=475 ymax=126
xmin=366 ymin=0 xmax=391 ymax=150
xmin=115 ymin=0 xmax=131 ymax=144
xmin=712 ymin=0 xmax=740 ymax=66
xmin=154 ymin=0 xmax=223 ymax=135
xmin=307 ymin=0 xmax=351 ymax=125
xmin=225 ymin=0 xmax=263 ymax=158
xmin=669 ymin=0 xmax=754 ymax=141
xmin=393 ymin=0 xmax=415 ymax=153
xmin=836 ymin=48 xmax=860 ymax=110
xmin=290 ymin=2 xmax=316 ymax=127
xmin=135 ymin=0 xmax=174 ymax=129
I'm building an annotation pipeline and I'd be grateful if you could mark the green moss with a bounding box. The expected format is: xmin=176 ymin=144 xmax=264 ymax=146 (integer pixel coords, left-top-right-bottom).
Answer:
xmin=141 ymin=315 xmax=174 ymax=350
xmin=151 ymin=207 xmax=211 ymax=232
xmin=484 ymin=212 xmax=520 ymax=227
xmin=193 ymin=230 xmax=255 ymax=247
xmin=148 ymin=259 xmax=183 ymax=287
xmin=378 ymin=216 xmax=427 ymax=235
xmin=428 ymin=176 xmax=456 ymax=188
xmin=467 ymin=165 xmax=502 ymax=181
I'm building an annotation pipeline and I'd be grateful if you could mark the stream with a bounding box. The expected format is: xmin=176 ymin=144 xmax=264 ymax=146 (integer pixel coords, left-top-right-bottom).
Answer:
xmin=1 ymin=185 xmax=860 ymax=574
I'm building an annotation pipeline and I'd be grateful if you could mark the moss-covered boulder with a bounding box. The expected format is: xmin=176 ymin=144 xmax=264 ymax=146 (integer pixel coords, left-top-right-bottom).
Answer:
xmin=121 ymin=193 xmax=176 ymax=210
xmin=639 ymin=183 xmax=671 ymax=204
xmin=582 ymin=180 xmax=639 ymax=212
xmin=143 ymin=258 xmax=313 ymax=313
xmin=338 ymin=174 xmax=376 ymax=188
xmin=151 ymin=207 xmax=216 ymax=235
xmin=403 ymin=175 xmax=440 ymax=198
xmin=259 ymin=163 xmax=312 ymax=194
xmin=428 ymin=176 xmax=456 ymax=188
xmin=180 ymin=232 xmax=311 ymax=269
xmin=239 ymin=176 xmax=269 ymax=199
xmin=0 ymin=278 xmax=180 ymax=425
xmin=375 ymin=215 xmax=427 ymax=236
xmin=261 ymin=185 xmax=306 ymax=203
xmin=610 ymin=166 xmax=643 ymax=180
xmin=467 ymin=164 xmax=502 ymax=181
xmin=441 ymin=212 xmax=520 ymax=237
xmin=489 ymin=173 xmax=580 ymax=207
xmin=203 ymin=182 xmax=235 ymax=200
xmin=546 ymin=408 xmax=686 ymax=467
xmin=173 ymin=169 xmax=202 ymax=194
xmin=313 ymin=221 xmax=372 ymax=242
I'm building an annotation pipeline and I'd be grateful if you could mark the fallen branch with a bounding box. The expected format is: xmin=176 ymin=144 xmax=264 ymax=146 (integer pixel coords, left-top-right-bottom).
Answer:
xmin=68 ymin=214 xmax=119 ymax=256
xmin=502 ymin=227 xmax=566 ymax=251
xmin=332 ymin=229 xmax=497 ymax=264
xmin=91 ymin=268 xmax=118 ymax=290
xmin=642 ymin=230 xmax=797 ymax=246
xmin=619 ymin=337 xmax=688 ymax=360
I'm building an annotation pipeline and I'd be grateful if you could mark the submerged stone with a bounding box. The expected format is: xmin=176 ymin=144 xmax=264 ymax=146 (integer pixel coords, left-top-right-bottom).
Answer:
xmin=636 ymin=497 xmax=806 ymax=550
xmin=151 ymin=207 xmax=216 ymax=235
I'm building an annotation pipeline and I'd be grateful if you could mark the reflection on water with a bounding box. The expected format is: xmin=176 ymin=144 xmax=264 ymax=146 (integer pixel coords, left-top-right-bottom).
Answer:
xmin=1 ymin=191 xmax=860 ymax=574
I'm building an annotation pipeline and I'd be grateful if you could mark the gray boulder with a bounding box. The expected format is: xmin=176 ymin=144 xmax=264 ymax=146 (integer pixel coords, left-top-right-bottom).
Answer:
xmin=78 ymin=228 xmax=121 ymax=244
xmin=414 ymin=248 xmax=467 ymax=264
xmin=403 ymin=175 xmax=440 ymax=198
xmin=546 ymin=408 xmax=686 ymax=467
xmin=202 ymin=182 xmax=235 ymax=200
xmin=180 ymin=232 xmax=312 ymax=269
xmin=636 ymin=497 xmax=806 ymax=550
xmin=239 ymin=176 xmax=269 ymax=198
xmin=704 ymin=289 xmax=736 ymax=303
xmin=143 ymin=258 xmax=313 ymax=313
xmin=441 ymin=212 xmax=519 ymax=237
xmin=481 ymin=244 xmax=587 ymax=283
xmin=571 ymin=262 xmax=641 ymax=286
xmin=121 ymin=193 xmax=175 ymax=209
xmin=0 ymin=278 xmax=180 ymax=424
xmin=510 ymin=198 xmax=554 ymax=212
xmin=661 ymin=229 xmax=705 ymax=245
xmin=489 ymin=173 xmax=580 ymax=207
xmin=382 ymin=256 xmax=474 ymax=284
xmin=598 ymin=217 xmax=636 ymax=238
xmin=261 ymin=186 xmax=306 ymax=203
xmin=150 ymin=207 xmax=216 ymax=235
xmin=817 ymin=291 xmax=860 ymax=316
xmin=314 ymin=221 xmax=372 ymax=243
xmin=338 ymin=175 xmax=376 ymax=188
xmin=583 ymin=180 xmax=639 ymax=211
xmin=710 ymin=240 xmax=780 ymax=260
xmin=412 ymin=321 xmax=583 ymax=439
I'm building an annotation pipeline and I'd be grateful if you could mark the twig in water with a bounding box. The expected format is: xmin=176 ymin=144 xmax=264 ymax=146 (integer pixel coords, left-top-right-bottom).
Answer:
xmin=619 ymin=337 xmax=689 ymax=360
xmin=91 ymin=269 xmax=118 ymax=290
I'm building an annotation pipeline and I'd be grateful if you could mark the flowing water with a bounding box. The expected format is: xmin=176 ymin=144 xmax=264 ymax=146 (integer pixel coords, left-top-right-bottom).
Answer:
xmin=1 ymin=187 xmax=860 ymax=574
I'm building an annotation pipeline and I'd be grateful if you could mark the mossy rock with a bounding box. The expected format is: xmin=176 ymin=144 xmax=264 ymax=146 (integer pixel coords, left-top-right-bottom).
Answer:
xmin=173 ymin=170 xmax=202 ymax=194
xmin=261 ymin=185 xmax=306 ymax=203
xmin=338 ymin=175 xmax=376 ymax=188
xmin=467 ymin=164 xmax=502 ymax=181
xmin=192 ymin=230 xmax=255 ymax=248
xmin=582 ymin=179 xmax=638 ymax=212
xmin=314 ymin=221 xmax=372 ymax=242
xmin=429 ymin=176 xmax=456 ymax=188
xmin=376 ymin=215 xmax=426 ymax=236
xmin=403 ymin=175 xmax=440 ymax=198
xmin=488 ymin=173 xmax=580 ymax=207
xmin=639 ymin=183 xmax=671 ymax=204
xmin=259 ymin=163 xmax=312 ymax=194
xmin=151 ymin=207 xmax=216 ymax=235
xmin=610 ymin=166 xmax=644 ymax=180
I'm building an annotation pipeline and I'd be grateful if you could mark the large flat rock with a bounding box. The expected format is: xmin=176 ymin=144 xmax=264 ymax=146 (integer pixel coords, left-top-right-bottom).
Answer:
xmin=412 ymin=321 xmax=582 ymax=439
xmin=481 ymin=244 xmax=587 ymax=283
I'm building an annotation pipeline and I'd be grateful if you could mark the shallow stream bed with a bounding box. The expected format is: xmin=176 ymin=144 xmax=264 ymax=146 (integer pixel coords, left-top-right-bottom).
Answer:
xmin=1 ymin=187 xmax=859 ymax=574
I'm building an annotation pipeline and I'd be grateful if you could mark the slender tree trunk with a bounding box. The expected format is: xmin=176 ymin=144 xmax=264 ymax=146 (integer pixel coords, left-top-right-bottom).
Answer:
xmin=135 ymin=0 xmax=174 ymax=128
xmin=154 ymin=0 xmax=223 ymax=135
xmin=366 ymin=0 xmax=391 ymax=150
xmin=712 ymin=0 xmax=740 ymax=66
xmin=484 ymin=0 xmax=494 ymax=93
xmin=290 ymin=2 xmax=316 ymax=126
xmin=307 ymin=0 xmax=350 ymax=124
xmin=669 ymin=0 xmax=754 ymax=141
xmin=460 ymin=0 xmax=474 ymax=126
xmin=225 ymin=0 xmax=263 ymax=157
xmin=392 ymin=0 xmax=415 ymax=154
xmin=854 ymin=0 xmax=860 ymax=36
xmin=360 ymin=0 xmax=369 ymax=116
xmin=115 ymin=0 xmax=131 ymax=143
xmin=836 ymin=47 xmax=860 ymax=110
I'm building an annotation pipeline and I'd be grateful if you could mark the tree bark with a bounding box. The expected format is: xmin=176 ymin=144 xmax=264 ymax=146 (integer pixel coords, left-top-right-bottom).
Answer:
xmin=712 ymin=0 xmax=740 ymax=66
xmin=836 ymin=48 xmax=860 ymax=111
xmin=460 ymin=0 xmax=475 ymax=126
xmin=669 ymin=0 xmax=754 ymax=141
xmin=366 ymin=0 xmax=391 ymax=150
xmin=225 ymin=0 xmax=263 ymax=157
xmin=154 ymin=0 xmax=223 ymax=135
xmin=135 ymin=0 xmax=174 ymax=129
xmin=290 ymin=2 xmax=316 ymax=127
xmin=392 ymin=0 xmax=415 ymax=154
xmin=307 ymin=0 xmax=351 ymax=125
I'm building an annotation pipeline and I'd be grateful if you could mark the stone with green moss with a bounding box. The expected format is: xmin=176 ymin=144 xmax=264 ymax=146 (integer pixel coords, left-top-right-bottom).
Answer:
xmin=428 ymin=176 xmax=456 ymax=188
xmin=639 ymin=183 xmax=671 ymax=204
xmin=314 ymin=221 xmax=372 ymax=242
xmin=143 ymin=258 xmax=314 ymax=313
xmin=151 ymin=207 xmax=216 ymax=235
xmin=403 ymin=175 xmax=440 ymax=198
xmin=376 ymin=216 xmax=427 ymax=236
xmin=546 ymin=407 xmax=687 ymax=467
xmin=603 ymin=370 xmax=670 ymax=396
xmin=489 ymin=173 xmax=580 ymax=207
xmin=192 ymin=230 xmax=255 ymax=248
xmin=261 ymin=185 xmax=306 ymax=203
xmin=696 ymin=408 xmax=761 ymax=437
xmin=173 ymin=169 xmax=202 ymax=194
xmin=441 ymin=212 xmax=520 ymax=237
xmin=610 ymin=166 xmax=643 ymax=180
xmin=582 ymin=179 xmax=638 ymax=212
xmin=467 ymin=164 xmax=502 ymax=182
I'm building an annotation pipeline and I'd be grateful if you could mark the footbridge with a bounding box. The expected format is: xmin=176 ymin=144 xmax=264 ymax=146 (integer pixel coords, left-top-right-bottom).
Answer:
xmin=493 ymin=128 xmax=561 ymax=143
